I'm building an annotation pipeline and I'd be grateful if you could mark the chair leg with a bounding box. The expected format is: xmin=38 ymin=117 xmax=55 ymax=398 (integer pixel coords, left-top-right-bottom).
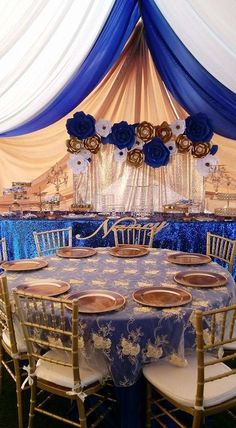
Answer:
xmin=192 ymin=410 xmax=203 ymax=428
xmin=14 ymin=359 xmax=24 ymax=428
xmin=145 ymin=381 xmax=152 ymax=428
xmin=0 ymin=339 xmax=3 ymax=394
xmin=76 ymin=398 xmax=87 ymax=428
xmin=28 ymin=381 xmax=37 ymax=428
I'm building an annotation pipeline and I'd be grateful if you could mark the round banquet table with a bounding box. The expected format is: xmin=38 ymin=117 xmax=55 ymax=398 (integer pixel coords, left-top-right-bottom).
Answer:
xmin=6 ymin=248 xmax=236 ymax=428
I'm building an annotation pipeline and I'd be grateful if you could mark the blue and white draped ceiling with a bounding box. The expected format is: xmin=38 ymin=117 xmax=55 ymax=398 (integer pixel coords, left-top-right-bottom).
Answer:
xmin=0 ymin=0 xmax=139 ymax=136
xmin=0 ymin=0 xmax=235 ymax=141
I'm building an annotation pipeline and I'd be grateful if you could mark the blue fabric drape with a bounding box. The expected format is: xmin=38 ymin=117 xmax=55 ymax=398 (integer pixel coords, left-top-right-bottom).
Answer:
xmin=1 ymin=0 xmax=140 ymax=137
xmin=140 ymin=0 xmax=236 ymax=139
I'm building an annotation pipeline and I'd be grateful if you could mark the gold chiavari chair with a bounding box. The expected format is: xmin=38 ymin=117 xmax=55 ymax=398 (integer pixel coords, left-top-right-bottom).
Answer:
xmin=0 ymin=274 xmax=27 ymax=428
xmin=33 ymin=226 xmax=72 ymax=256
xmin=0 ymin=237 xmax=8 ymax=262
xmin=13 ymin=290 xmax=116 ymax=428
xmin=113 ymin=224 xmax=157 ymax=248
xmin=206 ymin=232 xmax=236 ymax=273
xmin=143 ymin=305 xmax=236 ymax=428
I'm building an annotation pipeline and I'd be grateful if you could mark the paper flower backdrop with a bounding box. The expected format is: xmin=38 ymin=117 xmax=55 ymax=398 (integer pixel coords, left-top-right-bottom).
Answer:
xmin=66 ymin=111 xmax=218 ymax=177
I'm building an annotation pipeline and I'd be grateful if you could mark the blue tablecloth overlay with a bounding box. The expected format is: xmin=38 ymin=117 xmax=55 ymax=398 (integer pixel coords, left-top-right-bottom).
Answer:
xmin=7 ymin=248 xmax=235 ymax=387
xmin=1 ymin=217 xmax=236 ymax=262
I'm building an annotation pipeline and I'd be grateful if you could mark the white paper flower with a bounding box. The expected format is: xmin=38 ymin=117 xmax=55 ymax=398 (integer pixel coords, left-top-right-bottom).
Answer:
xmin=165 ymin=139 xmax=177 ymax=155
xmin=68 ymin=154 xmax=89 ymax=175
xmin=79 ymin=149 xmax=91 ymax=160
xmin=133 ymin=136 xmax=145 ymax=150
xmin=170 ymin=119 xmax=185 ymax=136
xmin=113 ymin=147 xmax=127 ymax=163
xmin=196 ymin=154 xmax=218 ymax=177
xmin=95 ymin=119 xmax=113 ymax=137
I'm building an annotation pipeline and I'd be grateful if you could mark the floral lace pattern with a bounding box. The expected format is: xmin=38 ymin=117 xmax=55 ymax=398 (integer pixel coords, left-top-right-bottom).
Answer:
xmin=9 ymin=248 xmax=235 ymax=386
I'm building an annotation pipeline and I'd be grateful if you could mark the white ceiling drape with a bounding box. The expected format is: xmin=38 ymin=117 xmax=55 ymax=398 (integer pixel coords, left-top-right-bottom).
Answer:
xmin=0 ymin=0 xmax=115 ymax=133
xmin=154 ymin=0 xmax=236 ymax=92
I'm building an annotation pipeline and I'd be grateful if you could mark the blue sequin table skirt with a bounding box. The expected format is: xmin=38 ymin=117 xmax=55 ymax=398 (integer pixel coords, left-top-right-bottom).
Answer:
xmin=1 ymin=216 xmax=235 ymax=261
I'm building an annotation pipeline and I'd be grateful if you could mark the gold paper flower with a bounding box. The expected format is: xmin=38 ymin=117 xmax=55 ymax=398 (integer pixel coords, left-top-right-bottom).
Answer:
xmin=175 ymin=135 xmax=192 ymax=153
xmin=155 ymin=121 xmax=172 ymax=142
xmin=66 ymin=137 xmax=83 ymax=154
xmin=136 ymin=121 xmax=154 ymax=142
xmin=191 ymin=142 xmax=211 ymax=158
xmin=84 ymin=134 xmax=101 ymax=153
xmin=127 ymin=148 xmax=144 ymax=168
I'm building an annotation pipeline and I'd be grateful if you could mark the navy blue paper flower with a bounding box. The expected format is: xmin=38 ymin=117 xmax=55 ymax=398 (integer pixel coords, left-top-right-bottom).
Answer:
xmin=185 ymin=113 xmax=213 ymax=142
xmin=210 ymin=144 xmax=218 ymax=155
xmin=110 ymin=121 xmax=135 ymax=150
xmin=66 ymin=111 xmax=95 ymax=139
xmin=143 ymin=138 xmax=170 ymax=168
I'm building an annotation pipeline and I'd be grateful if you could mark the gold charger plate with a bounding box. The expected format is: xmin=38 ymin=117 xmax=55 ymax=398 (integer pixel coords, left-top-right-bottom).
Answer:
xmin=109 ymin=245 xmax=149 ymax=258
xmin=167 ymin=252 xmax=211 ymax=265
xmin=133 ymin=286 xmax=192 ymax=308
xmin=1 ymin=259 xmax=48 ymax=271
xmin=16 ymin=280 xmax=70 ymax=297
xmin=174 ymin=271 xmax=227 ymax=288
xmin=65 ymin=290 xmax=126 ymax=313
xmin=57 ymin=247 xmax=97 ymax=258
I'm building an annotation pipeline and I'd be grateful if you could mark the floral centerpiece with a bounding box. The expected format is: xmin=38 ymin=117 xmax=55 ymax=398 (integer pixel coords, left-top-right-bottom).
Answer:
xmin=65 ymin=111 xmax=218 ymax=177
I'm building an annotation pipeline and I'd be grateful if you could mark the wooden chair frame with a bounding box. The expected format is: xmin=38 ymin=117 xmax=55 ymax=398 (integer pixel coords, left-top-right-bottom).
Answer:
xmin=0 ymin=274 xmax=28 ymax=428
xmin=0 ymin=237 xmax=8 ymax=262
xmin=206 ymin=232 xmax=236 ymax=273
xmin=113 ymin=223 xmax=160 ymax=248
xmin=33 ymin=226 xmax=72 ymax=256
xmin=13 ymin=290 xmax=116 ymax=428
xmin=145 ymin=305 xmax=236 ymax=428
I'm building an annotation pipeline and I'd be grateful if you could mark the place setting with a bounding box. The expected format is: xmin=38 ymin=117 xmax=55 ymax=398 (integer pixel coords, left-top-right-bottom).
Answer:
xmin=174 ymin=271 xmax=228 ymax=288
xmin=16 ymin=280 xmax=71 ymax=297
xmin=167 ymin=252 xmax=211 ymax=265
xmin=64 ymin=290 xmax=126 ymax=313
xmin=56 ymin=246 xmax=97 ymax=258
xmin=1 ymin=258 xmax=48 ymax=272
xmin=133 ymin=286 xmax=192 ymax=308
xmin=109 ymin=244 xmax=149 ymax=258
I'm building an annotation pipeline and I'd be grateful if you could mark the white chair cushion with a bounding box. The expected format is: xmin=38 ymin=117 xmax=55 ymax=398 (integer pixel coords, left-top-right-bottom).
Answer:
xmin=143 ymin=354 xmax=236 ymax=408
xmin=36 ymin=349 xmax=107 ymax=389
xmin=2 ymin=317 xmax=27 ymax=353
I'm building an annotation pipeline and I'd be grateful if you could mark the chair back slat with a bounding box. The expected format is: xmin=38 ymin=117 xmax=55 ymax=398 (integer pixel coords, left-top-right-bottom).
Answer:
xmin=0 ymin=238 xmax=8 ymax=262
xmin=195 ymin=305 xmax=236 ymax=408
xmin=113 ymin=224 xmax=158 ymax=247
xmin=206 ymin=232 xmax=236 ymax=273
xmin=0 ymin=275 xmax=18 ymax=354
xmin=33 ymin=227 xmax=72 ymax=256
xmin=13 ymin=290 xmax=82 ymax=387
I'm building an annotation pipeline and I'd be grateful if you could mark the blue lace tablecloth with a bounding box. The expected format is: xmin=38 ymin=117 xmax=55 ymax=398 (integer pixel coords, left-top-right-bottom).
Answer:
xmin=6 ymin=247 xmax=235 ymax=428
xmin=7 ymin=248 xmax=235 ymax=386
